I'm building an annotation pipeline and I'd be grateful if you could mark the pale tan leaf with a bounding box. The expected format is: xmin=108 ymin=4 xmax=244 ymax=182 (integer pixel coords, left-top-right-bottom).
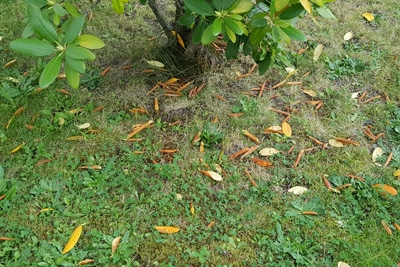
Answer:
xmin=176 ymin=193 xmax=183 ymax=201
xmin=343 ymin=31 xmax=353 ymax=41
xmin=351 ymin=91 xmax=362 ymax=99
xmin=288 ymin=186 xmax=308 ymax=195
xmin=65 ymin=136 xmax=84 ymax=141
xmin=362 ymin=12 xmax=374 ymax=21
xmin=154 ymin=226 xmax=180 ymax=234
xmin=77 ymin=123 xmax=90 ymax=130
xmin=264 ymin=125 xmax=283 ymax=134
xmin=79 ymin=259 xmax=95 ymax=265
xmin=259 ymin=147 xmax=280 ymax=156
xmin=302 ymin=89 xmax=317 ymax=97
xmin=281 ymin=121 xmax=292 ymax=137
xmin=313 ymin=44 xmax=324 ymax=61
xmin=111 ymin=236 xmax=121 ymax=254
xmin=381 ymin=220 xmax=393 ymax=236
xmin=329 ymin=139 xmax=344 ymax=147
xmin=145 ymin=60 xmax=164 ymax=68
xmin=62 ymin=224 xmax=84 ymax=254
xmin=338 ymin=261 xmax=351 ymax=267
xmin=199 ymin=170 xmax=223 ymax=181
xmin=372 ymin=147 xmax=383 ymax=162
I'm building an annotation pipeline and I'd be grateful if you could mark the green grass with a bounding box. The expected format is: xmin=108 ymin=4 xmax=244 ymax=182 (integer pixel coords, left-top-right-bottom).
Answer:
xmin=1 ymin=0 xmax=400 ymax=266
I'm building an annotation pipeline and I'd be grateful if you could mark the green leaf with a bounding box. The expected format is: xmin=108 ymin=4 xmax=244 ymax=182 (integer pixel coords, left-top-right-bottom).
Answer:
xmin=53 ymin=13 xmax=61 ymax=26
xmin=258 ymin=52 xmax=273 ymax=75
xmin=192 ymin=20 xmax=208 ymax=43
xmin=183 ymin=0 xmax=214 ymax=16
xmin=65 ymin=45 xmax=89 ymax=59
xmin=279 ymin=4 xmax=305 ymax=20
xmin=225 ymin=26 xmax=236 ymax=43
xmin=22 ymin=24 xmax=35 ymax=38
xmin=23 ymin=0 xmax=46 ymax=8
xmin=250 ymin=26 xmax=268 ymax=45
xmin=53 ymin=3 xmax=66 ymax=17
xmin=66 ymin=56 xmax=85 ymax=74
xmin=80 ymin=48 xmax=96 ymax=60
xmin=271 ymin=0 xmax=289 ymax=15
xmin=112 ymin=0 xmax=125 ymax=14
xmin=223 ymin=17 xmax=243 ymax=35
xmin=272 ymin=25 xmax=290 ymax=44
xmin=250 ymin=18 xmax=268 ymax=28
xmin=201 ymin=24 xmax=216 ymax=44
xmin=10 ymin=38 xmax=55 ymax=56
xmin=0 ymin=165 xmax=4 ymax=179
xmin=77 ymin=35 xmax=105 ymax=49
xmin=228 ymin=0 xmax=254 ymax=14
xmin=315 ymin=6 xmax=336 ymax=19
xmin=65 ymin=62 xmax=80 ymax=89
xmin=213 ymin=0 xmax=236 ymax=10
xmin=63 ymin=16 xmax=86 ymax=44
xmin=178 ymin=12 xmax=196 ymax=27
xmin=212 ymin=18 xmax=223 ymax=36
xmin=39 ymin=55 xmax=62 ymax=88
xmin=27 ymin=4 xmax=58 ymax=43
xmin=64 ymin=3 xmax=81 ymax=18
xmin=225 ymin=39 xmax=240 ymax=59
xmin=280 ymin=26 xmax=307 ymax=41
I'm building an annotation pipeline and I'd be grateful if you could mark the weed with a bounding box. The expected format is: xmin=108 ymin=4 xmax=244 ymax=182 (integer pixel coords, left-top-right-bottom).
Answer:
xmin=232 ymin=96 xmax=258 ymax=114
xmin=197 ymin=122 xmax=224 ymax=148
xmin=324 ymin=54 xmax=367 ymax=80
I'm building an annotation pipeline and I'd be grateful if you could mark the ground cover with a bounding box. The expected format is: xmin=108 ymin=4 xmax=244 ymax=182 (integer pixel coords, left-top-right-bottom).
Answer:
xmin=1 ymin=0 xmax=400 ymax=266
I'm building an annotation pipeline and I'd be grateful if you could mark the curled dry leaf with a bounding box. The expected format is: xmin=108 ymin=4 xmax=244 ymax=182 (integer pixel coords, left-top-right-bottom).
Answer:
xmin=264 ymin=125 xmax=283 ymax=134
xmin=372 ymin=147 xmax=383 ymax=162
xmin=79 ymin=259 xmax=95 ymax=265
xmin=343 ymin=31 xmax=353 ymax=41
xmin=228 ymin=113 xmax=244 ymax=118
xmin=394 ymin=223 xmax=400 ymax=231
xmin=394 ymin=169 xmax=400 ymax=177
xmin=65 ymin=136 xmax=84 ymax=141
xmin=78 ymin=165 xmax=102 ymax=170
xmin=199 ymin=170 xmax=223 ymax=181
xmin=281 ymin=121 xmax=292 ymax=137
xmin=242 ymin=130 xmax=259 ymax=144
xmin=259 ymin=147 xmax=280 ymax=156
xmin=302 ymin=89 xmax=317 ymax=97
xmin=229 ymin=147 xmax=250 ymax=159
xmin=288 ymin=186 xmax=308 ymax=195
xmin=111 ymin=236 xmax=121 ymax=254
xmin=77 ymin=123 xmax=90 ymax=130
xmin=362 ymin=12 xmax=374 ymax=21
xmin=62 ymin=224 xmax=84 ymax=254
xmin=252 ymin=158 xmax=273 ymax=168
xmin=35 ymin=208 xmax=54 ymax=217
xmin=381 ymin=220 xmax=393 ymax=236
xmin=302 ymin=211 xmax=318 ymax=216
xmin=338 ymin=261 xmax=351 ymax=267
xmin=10 ymin=143 xmax=25 ymax=154
xmin=329 ymin=139 xmax=344 ymax=147
xmin=372 ymin=184 xmax=397 ymax=196
xmin=206 ymin=221 xmax=215 ymax=229
xmin=154 ymin=226 xmax=180 ymax=234
xmin=0 ymin=237 xmax=14 ymax=241
xmin=313 ymin=44 xmax=324 ymax=61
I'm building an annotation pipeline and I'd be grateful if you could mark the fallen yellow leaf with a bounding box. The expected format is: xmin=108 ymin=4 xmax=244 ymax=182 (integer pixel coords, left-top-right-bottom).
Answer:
xmin=242 ymin=130 xmax=259 ymax=144
xmin=372 ymin=184 xmax=397 ymax=196
xmin=281 ymin=121 xmax=292 ymax=137
xmin=10 ymin=143 xmax=25 ymax=154
xmin=299 ymin=0 xmax=312 ymax=13
xmin=154 ymin=226 xmax=180 ymax=234
xmin=313 ymin=44 xmax=323 ymax=61
xmin=259 ymin=147 xmax=280 ymax=156
xmin=199 ymin=170 xmax=223 ymax=181
xmin=62 ymin=224 xmax=84 ymax=254
xmin=328 ymin=139 xmax=344 ymax=147
xmin=65 ymin=136 xmax=85 ymax=141
xmin=362 ymin=12 xmax=374 ymax=21
xmin=394 ymin=169 xmax=400 ymax=177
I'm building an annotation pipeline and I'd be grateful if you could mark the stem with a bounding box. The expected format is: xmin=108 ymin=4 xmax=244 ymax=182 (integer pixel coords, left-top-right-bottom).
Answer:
xmin=147 ymin=0 xmax=175 ymax=45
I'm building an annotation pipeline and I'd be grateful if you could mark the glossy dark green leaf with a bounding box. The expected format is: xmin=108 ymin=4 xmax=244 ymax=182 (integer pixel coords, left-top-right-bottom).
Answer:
xmin=178 ymin=12 xmax=196 ymax=27
xmin=250 ymin=26 xmax=268 ymax=45
xmin=63 ymin=16 xmax=85 ymax=44
xmin=64 ymin=3 xmax=81 ymax=17
xmin=201 ymin=24 xmax=216 ymax=44
xmin=279 ymin=3 xmax=305 ymax=20
xmin=66 ymin=56 xmax=85 ymax=74
xmin=39 ymin=55 xmax=62 ymax=88
xmin=281 ymin=25 xmax=307 ymax=41
xmin=27 ymin=4 xmax=58 ymax=43
xmin=53 ymin=3 xmax=66 ymax=17
xmin=192 ymin=20 xmax=208 ymax=43
xmin=258 ymin=52 xmax=273 ymax=74
xmin=65 ymin=63 xmax=80 ymax=89
xmin=225 ymin=39 xmax=240 ymax=59
xmin=10 ymin=38 xmax=55 ymax=56
xmin=184 ymin=0 xmax=214 ymax=16
xmin=223 ymin=17 xmax=243 ymax=35
xmin=212 ymin=18 xmax=223 ymax=36
xmin=213 ymin=0 xmax=236 ymax=10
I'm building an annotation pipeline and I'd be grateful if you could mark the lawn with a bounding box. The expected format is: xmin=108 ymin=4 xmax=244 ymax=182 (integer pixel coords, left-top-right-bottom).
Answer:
xmin=1 ymin=0 xmax=400 ymax=266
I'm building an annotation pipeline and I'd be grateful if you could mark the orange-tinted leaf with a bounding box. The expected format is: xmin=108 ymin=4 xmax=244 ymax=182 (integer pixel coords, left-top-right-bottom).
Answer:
xmin=65 ymin=136 xmax=84 ymax=141
xmin=0 ymin=237 xmax=14 ymax=241
xmin=10 ymin=143 xmax=24 ymax=154
xmin=62 ymin=224 xmax=84 ymax=254
xmin=154 ymin=97 xmax=159 ymax=113
xmin=154 ymin=226 xmax=180 ymax=234
xmin=191 ymin=131 xmax=201 ymax=145
xmin=302 ymin=211 xmax=318 ymax=216
xmin=78 ymin=165 xmax=102 ymax=170
xmin=394 ymin=223 xmax=400 ymax=231
xmin=382 ymin=220 xmax=393 ymax=236
xmin=229 ymin=147 xmax=249 ymax=159
xmin=206 ymin=221 xmax=215 ymax=229
xmin=25 ymin=124 xmax=35 ymax=130
xmin=13 ymin=106 xmax=26 ymax=116
xmin=35 ymin=159 xmax=53 ymax=166
xmin=227 ymin=113 xmax=243 ymax=118
xmin=0 ymin=195 xmax=5 ymax=201
xmin=322 ymin=175 xmax=332 ymax=189
xmin=165 ymin=78 xmax=179 ymax=85
xmin=372 ymin=184 xmax=397 ymax=196
xmin=5 ymin=59 xmax=17 ymax=68
xmin=101 ymin=66 xmax=111 ymax=76
xmin=199 ymin=170 xmax=223 ymax=181
xmin=35 ymin=208 xmax=54 ymax=217
xmin=252 ymin=158 xmax=273 ymax=167
xmin=243 ymin=130 xmax=259 ymax=144
xmin=78 ymin=259 xmax=95 ymax=265
xmin=111 ymin=236 xmax=121 ymax=254
xmin=93 ymin=106 xmax=104 ymax=112
xmin=56 ymin=89 xmax=71 ymax=95
xmin=127 ymin=120 xmax=153 ymax=139
xmin=281 ymin=121 xmax=292 ymax=137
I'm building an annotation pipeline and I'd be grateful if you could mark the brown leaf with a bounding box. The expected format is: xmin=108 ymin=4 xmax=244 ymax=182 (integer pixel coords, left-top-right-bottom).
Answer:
xmin=35 ymin=159 xmax=53 ymax=166
xmin=206 ymin=221 xmax=215 ymax=230
xmin=13 ymin=106 xmax=26 ymax=117
xmin=244 ymin=169 xmax=258 ymax=187
xmin=0 ymin=237 xmax=14 ymax=241
xmin=302 ymin=89 xmax=317 ymax=97
xmin=302 ymin=211 xmax=318 ymax=216
xmin=381 ymin=220 xmax=393 ymax=236
xmin=5 ymin=59 xmax=17 ymax=68
xmin=154 ymin=226 xmax=180 ymax=234
xmin=78 ymin=165 xmax=102 ymax=170
xmin=191 ymin=132 xmax=201 ymax=145
xmin=252 ymin=158 xmax=273 ymax=168
xmin=0 ymin=195 xmax=5 ymax=201
xmin=79 ymin=259 xmax=95 ymax=265
xmin=154 ymin=97 xmax=159 ymax=113
xmin=56 ymin=89 xmax=71 ymax=95
xmin=372 ymin=184 xmax=397 ymax=196
xmin=111 ymin=236 xmax=121 ymax=254
xmin=394 ymin=223 xmax=400 ymax=231
xmin=229 ymin=147 xmax=250 ymax=159
xmin=242 ymin=130 xmax=259 ymax=144
xmin=25 ymin=124 xmax=35 ymax=130
xmin=62 ymin=224 xmax=84 ymax=254
xmin=227 ymin=113 xmax=244 ymax=118
xmin=101 ymin=66 xmax=111 ymax=76
xmin=281 ymin=121 xmax=292 ymax=137
xmin=199 ymin=170 xmax=223 ymax=181
xmin=127 ymin=120 xmax=153 ymax=139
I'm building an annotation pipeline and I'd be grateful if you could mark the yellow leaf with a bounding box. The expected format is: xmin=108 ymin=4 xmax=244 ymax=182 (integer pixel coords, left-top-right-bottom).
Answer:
xmin=343 ymin=31 xmax=353 ymax=41
xmin=65 ymin=136 xmax=85 ymax=141
xmin=394 ymin=222 xmax=400 ymax=231
xmin=35 ymin=208 xmax=54 ymax=217
xmin=381 ymin=220 xmax=393 ymax=236
xmin=299 ymin=0 xmax=312 ymax=13
xmin=77 ymin=123 xmax=90 ymax=129
xmin=62 ymin=224 xmax=84 ymax=254
xmin=372 ymin=147 xmax=383 ymax=162
xmin=111 ymin=236 xmax=121 ymax=254
xmin=145 ymin=60 xmax=165 ymax=68
xmin=362 ymin=12 xmax=374 ymax=21
xmin=302 ymin=89 xmax=317 ymax=97
xmin=10 ymin=143 xmax=25 ymax=154
xmin=200 ymin=141 xmax=205 ymax=153
xmin=393 ymin=169 xmax=400 ymax=177
xmin=264 ymin=125 xmax=283 ymax=134
xmin=154 ymin=97 xmax=159 ymax=113
xmin=154 ymin=226 xmax=180 ymax=234
xmin=313 ymin=44 xmax=323 ymax=61
xmin=242 ymin=130 xmax=259 ymax=144
xmin=372 ymin=184 xmax=397 ymax=196
xmin=288 ymin=186 xmax=308 ymax=195
xmin=190 ymin=202 xmax=195 ymax=215
xmin=4 ymin=59 xmax=17 ymax=68
xmin=281 ymin=121 xmax=292 ymax=137
xmin=199 ymin=170 xmax=223 ymax=181
xmin=259 ymin=147 xmax=280 ymax=156
xmin=328 ymin=139 xmax=344 ymax=147
xmin=171 ymin=31 xmax=185 ymax=49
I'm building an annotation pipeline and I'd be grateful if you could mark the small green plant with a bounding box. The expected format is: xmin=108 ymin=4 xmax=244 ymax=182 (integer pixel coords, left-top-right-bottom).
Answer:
xmin=197 ymin=122 xmax=224 ymax=148
xmin=232 ymin=96 xmax=258 ymax=114
xmin=325 ymin=54 xmax=366 ymax=79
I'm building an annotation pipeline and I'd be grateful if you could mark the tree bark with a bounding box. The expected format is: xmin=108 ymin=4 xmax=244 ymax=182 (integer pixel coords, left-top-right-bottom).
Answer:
xmin=147 ymin=0 xmax=176 ymax=46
